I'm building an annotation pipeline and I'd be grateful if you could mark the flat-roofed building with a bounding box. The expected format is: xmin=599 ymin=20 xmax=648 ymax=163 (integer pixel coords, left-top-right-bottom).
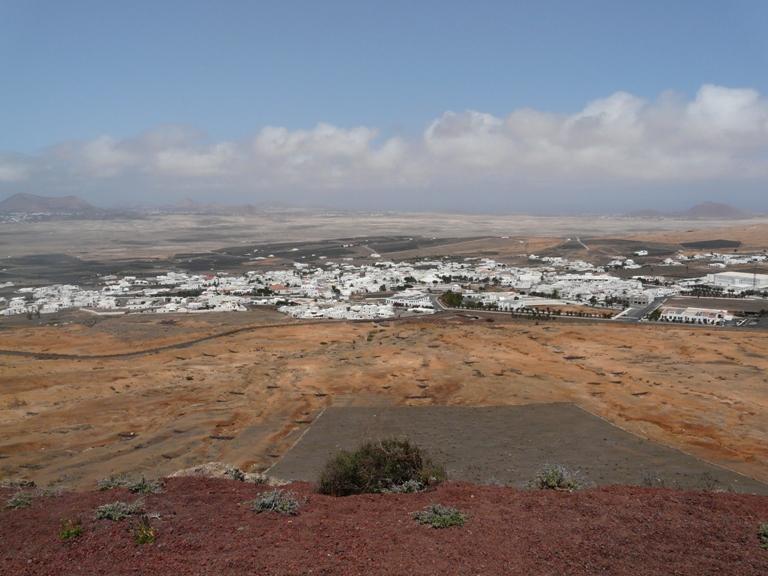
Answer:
xmin=384 ymin=291 xmax=433 ymax=309
xmin=704 ymin=271 xmax=768 ymax=290
xmin=659 ymin=306 xmax=732 ymax=325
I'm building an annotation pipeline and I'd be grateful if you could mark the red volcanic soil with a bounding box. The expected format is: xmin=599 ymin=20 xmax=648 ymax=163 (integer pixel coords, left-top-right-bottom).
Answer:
xmin=2 ymin=478 xmax=768 ymax=575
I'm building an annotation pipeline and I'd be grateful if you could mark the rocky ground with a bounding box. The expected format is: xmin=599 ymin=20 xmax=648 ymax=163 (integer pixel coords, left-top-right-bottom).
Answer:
xmin=2 ymin=477 xmax=768 ymax=575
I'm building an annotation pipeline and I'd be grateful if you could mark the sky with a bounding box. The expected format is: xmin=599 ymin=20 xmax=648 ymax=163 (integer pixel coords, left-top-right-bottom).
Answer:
xmin=1 ymin=0 xmax=767 ymax=213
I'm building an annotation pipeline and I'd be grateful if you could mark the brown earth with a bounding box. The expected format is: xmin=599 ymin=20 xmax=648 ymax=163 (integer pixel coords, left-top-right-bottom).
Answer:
xmin=1 ymin=312 xmax=767 ymax=489
xmin=2 ymin=477 xmax=768 ymax=575
xmin=631 ymin=222 xmax=768 ymax=252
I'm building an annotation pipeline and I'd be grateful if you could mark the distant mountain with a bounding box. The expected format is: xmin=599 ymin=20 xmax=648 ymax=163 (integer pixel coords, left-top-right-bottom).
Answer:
xmin=681 ymin=202 xmax=749 ymax=220
xmin=0 ymin=193 xmax=97 ymax=213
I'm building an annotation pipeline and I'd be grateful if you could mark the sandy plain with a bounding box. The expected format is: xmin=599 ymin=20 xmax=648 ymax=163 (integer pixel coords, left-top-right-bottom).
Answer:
xmin=1 ymin=311 xmax=766 ymax=489
xmin=3 ymin=211 xmax=768 ymax=259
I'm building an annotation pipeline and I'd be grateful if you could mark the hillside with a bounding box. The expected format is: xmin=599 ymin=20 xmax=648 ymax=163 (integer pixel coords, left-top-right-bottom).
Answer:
xmin=683 ymin=202 xmax=749 ymax=219
xmin=2 ymin=477 xmax=767 ymax=575
xmin=0 ymin=193 xmax=96 ymax=213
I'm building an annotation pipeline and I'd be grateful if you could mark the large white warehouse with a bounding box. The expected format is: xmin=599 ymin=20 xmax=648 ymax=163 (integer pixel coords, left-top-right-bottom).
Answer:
xmin=704 ymin=271 xmax=768 ymax=290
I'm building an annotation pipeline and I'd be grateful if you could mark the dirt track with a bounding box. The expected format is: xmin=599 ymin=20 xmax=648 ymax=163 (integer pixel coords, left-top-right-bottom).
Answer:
xmin=2 ymin=478 xmax=768 ymax=576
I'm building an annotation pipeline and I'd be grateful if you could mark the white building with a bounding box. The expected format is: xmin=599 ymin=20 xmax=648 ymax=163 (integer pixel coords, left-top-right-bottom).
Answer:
xmin=385 ymin=291 xmax=433 ymax=310
xmin=659 ymin=306 xmax=732 ymax=325
xmin=625 ymin=293 xmax=653 ymax=307
xmin=704 ymin=271 xmax=768 ymax=291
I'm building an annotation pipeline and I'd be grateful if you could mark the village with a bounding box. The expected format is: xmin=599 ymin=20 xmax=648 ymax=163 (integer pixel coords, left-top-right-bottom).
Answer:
xmin=1 ymin=247 xmax=767 ymax=326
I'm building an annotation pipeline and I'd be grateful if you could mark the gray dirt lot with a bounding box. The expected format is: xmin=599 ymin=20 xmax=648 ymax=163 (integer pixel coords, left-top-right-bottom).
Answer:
xmin=268 ymin=403 xmax=768 ymax=494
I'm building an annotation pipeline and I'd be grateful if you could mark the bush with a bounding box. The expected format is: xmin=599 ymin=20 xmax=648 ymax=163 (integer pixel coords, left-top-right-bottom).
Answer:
xmin=759 ymin=522 xmax=768 ymax=550
xmin=128 ymin=477 xmax=164 ymax=495
xmin=381 ymin=479 xmax=425 ymax=494
xmin=413 ymin=504 xmax=466 ymax=528
xmin=0 ymin=479 xmax=35 ymax=489
xmin=226 ymin=468 xmax=246 ymax=482
xmin=317 ymin=438 xmax=446 ymax=496
xmin=59 ymin=518 xmax=83 ymax=541
xmin=133 ymin=515 xmax=156 ymax=544
xmin=530 ymin=464 xmax=582 ymax=490
xmin=97 ymin=475 xmax=163 ymax=494
xmin=94 ymin=500 xmax=144 ymax=521
xmin=97 ymin=475 xmax=129 ymax=491
xmin=5 ymin=492 xmax=33 ymax=509
xmin=251 ymin=489 xmax=301 ymax=515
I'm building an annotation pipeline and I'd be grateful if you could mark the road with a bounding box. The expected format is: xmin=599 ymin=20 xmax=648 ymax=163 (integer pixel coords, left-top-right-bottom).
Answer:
xmin=575 ymin=237 xmax=590 ymax=251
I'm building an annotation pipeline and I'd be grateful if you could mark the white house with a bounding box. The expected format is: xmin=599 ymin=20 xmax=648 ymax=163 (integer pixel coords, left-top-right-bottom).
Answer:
xmin=659 ymin=306 xmax=732 ymax=325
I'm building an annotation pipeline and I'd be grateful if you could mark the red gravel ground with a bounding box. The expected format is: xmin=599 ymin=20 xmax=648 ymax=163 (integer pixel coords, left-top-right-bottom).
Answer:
xmin=2 ymin=477 xmax=768 ymax=575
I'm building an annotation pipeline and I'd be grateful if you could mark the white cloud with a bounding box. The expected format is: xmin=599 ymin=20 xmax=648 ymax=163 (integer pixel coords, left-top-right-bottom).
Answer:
xmin=2 ymin=84 xmax=767 ymax=208
xmin=686 ymin=84 xmax=765 ymax=134
xmin=0 ymin=157 xmax=28 ymax=182
xmin=154 ymin=143 xmax=237 ymax=177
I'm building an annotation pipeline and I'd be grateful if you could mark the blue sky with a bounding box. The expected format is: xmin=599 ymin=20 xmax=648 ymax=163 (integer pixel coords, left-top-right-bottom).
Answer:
xmin=1 ymin=0 xmax=767 ymax=211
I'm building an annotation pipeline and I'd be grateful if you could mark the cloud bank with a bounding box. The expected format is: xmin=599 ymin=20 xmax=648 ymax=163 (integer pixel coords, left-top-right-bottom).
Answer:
xmin=2 ymin=85 xmax=767 ymax=211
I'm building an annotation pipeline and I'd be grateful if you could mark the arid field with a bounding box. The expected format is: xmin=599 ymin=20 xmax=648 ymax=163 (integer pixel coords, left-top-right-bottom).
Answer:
xmin=1 ymin=310 xmax=766 ymax=489
xmin=3 ymin=211 xmax=768 ymax=259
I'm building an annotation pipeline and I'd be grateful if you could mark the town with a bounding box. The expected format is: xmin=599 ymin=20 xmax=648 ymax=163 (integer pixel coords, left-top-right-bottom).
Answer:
xmin=2 ymin=247 xmax=767 ymax=326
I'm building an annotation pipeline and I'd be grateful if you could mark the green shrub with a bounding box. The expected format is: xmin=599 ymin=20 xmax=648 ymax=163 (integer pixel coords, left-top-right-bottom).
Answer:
xmin=0 ymin=479 xmax=35 ymax=489
xmin=59 ymin=518 xmax=83 ymax=541
xmin=318 ymin=438 xmax=446 ymax=496
xmin=97 ymin=475 xmax=163 ymax=494
xmin=251 ymin=489 xmax=301 ymax=515
xmin=94 ymin=500 xmax=144 ymax=521
xmin=41 ymin=487 xmax=65 ymax=498
xmin=381 ymin=479 xmax=425 ymax=493
xmin=530 ymin=464 xmax=582 ymax=490
xmin=226 ymin=468 xmax=246 ymax=482
xmin=97 ymin=475 xmax=129 ymax=491
xmin=133 ymin=515 xmax=156 ymax=544
xmin=413 ymin=504 xmax=466 ymax=528
xmin=5 ymin=492 xmax=33 ymax=509
xmin=759 ymin=522 xmax=768 ymax=550
xmin=128 ymin=477 xmax=164 ymax=495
